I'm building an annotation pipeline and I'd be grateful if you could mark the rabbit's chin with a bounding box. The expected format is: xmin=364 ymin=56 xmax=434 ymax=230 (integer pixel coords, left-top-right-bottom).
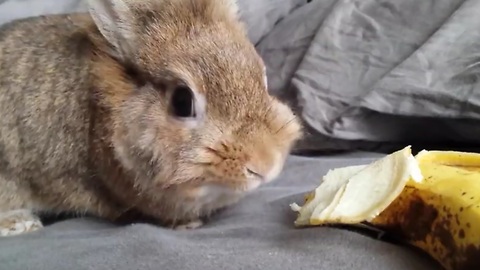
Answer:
xmin=180 ymin=179 xmax=263 ymax=218
xmin=197 ymin=179 xmax=262 ymax=201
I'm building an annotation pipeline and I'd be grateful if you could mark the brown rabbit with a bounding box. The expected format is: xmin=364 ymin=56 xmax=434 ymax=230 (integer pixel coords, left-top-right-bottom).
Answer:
xmin=0 ymin=0 xmax=302 ymax=236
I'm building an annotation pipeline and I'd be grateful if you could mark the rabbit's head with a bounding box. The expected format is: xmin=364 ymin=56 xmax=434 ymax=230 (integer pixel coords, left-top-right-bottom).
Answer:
xmin=88 ymin=0 xmax=302 ymax=223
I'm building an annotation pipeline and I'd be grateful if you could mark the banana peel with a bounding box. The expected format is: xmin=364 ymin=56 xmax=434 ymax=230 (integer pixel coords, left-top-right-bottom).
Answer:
xmin=290 ymin=146 xmax=480 ymax=270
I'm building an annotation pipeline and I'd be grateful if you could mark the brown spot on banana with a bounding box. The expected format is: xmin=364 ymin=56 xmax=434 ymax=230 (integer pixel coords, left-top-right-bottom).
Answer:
xmin=461 ymin=245 xmax=480 ymax=270
xmin=369 ymin=187 xmax=438 ymax=242
xmin=369 ymin=186 xmax=480 ymax=270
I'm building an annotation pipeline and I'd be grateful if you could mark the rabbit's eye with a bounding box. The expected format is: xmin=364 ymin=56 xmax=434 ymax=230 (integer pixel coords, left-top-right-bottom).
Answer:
xmin=170 ymin=86 xmax=196 ymax=118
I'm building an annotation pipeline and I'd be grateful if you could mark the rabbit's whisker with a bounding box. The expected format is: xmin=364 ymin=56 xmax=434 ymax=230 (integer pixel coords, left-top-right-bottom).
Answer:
xmin=263 ymin=103 xmax=274 ymax=120
xmin=274 ymin=117 xmax=297 ymax=135
xmin=205 ymin=146 xmax=226 ymax=159
xmin=188 ymin=161 xmax=214 ymax=166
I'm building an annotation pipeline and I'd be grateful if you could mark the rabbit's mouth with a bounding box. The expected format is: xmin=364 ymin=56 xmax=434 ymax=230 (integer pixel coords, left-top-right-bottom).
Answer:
xmin=193 ymin=179 xmax=261 ymax=199
xmin=182 ymin=179 xmax=261 ymax=208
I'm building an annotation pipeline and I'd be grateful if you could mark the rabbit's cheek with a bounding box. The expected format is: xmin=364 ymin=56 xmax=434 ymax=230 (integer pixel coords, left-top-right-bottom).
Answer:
xmin=245 ymin=178 xmax=262 ymax=191
xmin=264 ymin=151 xmax=285 ymax=183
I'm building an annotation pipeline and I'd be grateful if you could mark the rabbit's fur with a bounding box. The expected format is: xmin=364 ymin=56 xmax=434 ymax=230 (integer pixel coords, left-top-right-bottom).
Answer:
xmin=0 ymin=0 xmax=302 ymax=236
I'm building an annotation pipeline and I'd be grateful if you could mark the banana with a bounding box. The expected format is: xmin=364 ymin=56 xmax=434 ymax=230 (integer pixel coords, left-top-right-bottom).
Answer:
xmin=290 ymin=147 xmax=480 ymax=270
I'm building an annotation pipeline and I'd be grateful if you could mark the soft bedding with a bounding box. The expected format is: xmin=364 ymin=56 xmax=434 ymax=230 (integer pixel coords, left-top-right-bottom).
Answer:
xmin=0 ymin=153 xmax=440 ymax=270
xmin=258 ymin=0 xmax=480 ymax=151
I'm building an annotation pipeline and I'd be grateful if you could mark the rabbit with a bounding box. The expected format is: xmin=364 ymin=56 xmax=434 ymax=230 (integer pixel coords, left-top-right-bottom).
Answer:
xmin=0 ymin=0 xmax=302 ymax=237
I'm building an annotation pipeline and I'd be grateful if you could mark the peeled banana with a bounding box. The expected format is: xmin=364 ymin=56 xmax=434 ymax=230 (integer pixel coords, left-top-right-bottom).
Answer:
xmin=290 ymin=146 xmax=480 ymax=270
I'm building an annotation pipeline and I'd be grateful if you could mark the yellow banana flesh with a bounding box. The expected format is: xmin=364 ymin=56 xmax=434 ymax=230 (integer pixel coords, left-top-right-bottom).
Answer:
xmin=291 ymin=148 xmax=480 ymax=270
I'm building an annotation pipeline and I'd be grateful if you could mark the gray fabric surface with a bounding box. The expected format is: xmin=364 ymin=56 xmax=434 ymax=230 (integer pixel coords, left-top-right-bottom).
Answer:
xmin=0 ymin=153 xmax=439 ymax=270
xmin=257 ymin=0 xmax=480 ymax=149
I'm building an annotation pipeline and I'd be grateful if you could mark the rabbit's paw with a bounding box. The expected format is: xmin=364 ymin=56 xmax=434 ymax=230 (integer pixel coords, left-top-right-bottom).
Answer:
xmin=0 ymin=209 xmax=43 ymax=237
xmin=174 ymin=219 xmax=203 ymax=230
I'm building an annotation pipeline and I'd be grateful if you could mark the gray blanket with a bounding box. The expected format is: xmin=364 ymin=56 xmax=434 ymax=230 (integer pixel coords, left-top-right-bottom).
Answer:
xmin=0 ymin=153 xmax=439 ymax=270
xmin=256 ymin=0 xmax=480 ymax=151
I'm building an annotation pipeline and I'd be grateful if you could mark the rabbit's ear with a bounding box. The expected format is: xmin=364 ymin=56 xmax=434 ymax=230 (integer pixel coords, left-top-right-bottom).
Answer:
xmin=87 ymin=0 xmax=134 ymax=59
